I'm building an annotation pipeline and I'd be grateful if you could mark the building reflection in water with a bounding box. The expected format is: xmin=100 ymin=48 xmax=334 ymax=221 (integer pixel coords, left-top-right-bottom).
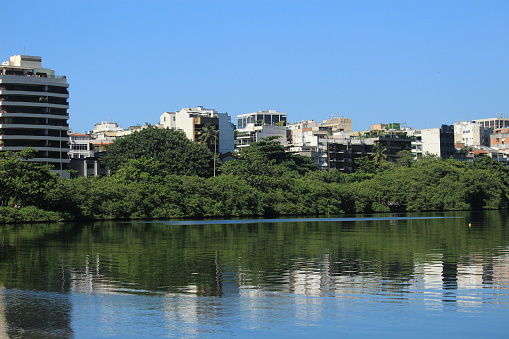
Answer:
xmin=14 ymin=244 xmax=506 ymax=335
xmin=1 ymin=267 xmax=73 ymax=338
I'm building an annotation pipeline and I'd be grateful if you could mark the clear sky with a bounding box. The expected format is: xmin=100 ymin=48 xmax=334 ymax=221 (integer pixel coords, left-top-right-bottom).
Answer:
xmin=3 ymin=0 xmax=508 ymax=132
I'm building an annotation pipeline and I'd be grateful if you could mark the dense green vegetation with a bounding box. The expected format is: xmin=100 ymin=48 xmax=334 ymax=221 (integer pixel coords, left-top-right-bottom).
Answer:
xmin=1 ymin=132 xmax=509 ymax=223
xmin=102 ymin=127 xmax=214 ymax=176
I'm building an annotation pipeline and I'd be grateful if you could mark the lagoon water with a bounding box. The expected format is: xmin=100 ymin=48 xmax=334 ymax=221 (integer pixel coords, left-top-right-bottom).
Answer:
xmin=1 ymin=211 xmax=509 ymax=337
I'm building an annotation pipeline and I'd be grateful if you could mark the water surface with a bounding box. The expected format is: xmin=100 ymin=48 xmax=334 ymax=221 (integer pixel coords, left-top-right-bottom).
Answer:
xmin=0 ymin=211 xmax=508 ymax=337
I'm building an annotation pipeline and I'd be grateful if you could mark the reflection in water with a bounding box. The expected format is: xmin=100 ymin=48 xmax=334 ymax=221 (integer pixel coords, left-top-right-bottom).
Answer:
xmin=0 ymin=285 xmax=7 ymax=338
xmin=4 ymin=289 xmax=73 ymax=338
xmin=0 ymin=211 xmax=508 ymax=336
xmin=442 ymin=256 xmax=458 ymax=304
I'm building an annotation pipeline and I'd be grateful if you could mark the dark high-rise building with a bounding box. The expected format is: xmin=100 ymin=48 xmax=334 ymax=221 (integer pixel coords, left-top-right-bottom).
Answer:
xmin=0 ymin=55 xmax=69 ymax=174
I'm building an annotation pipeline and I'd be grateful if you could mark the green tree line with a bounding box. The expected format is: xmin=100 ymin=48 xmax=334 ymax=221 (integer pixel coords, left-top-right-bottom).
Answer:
xmin=1 ymin=127 xmax=509 ymax=223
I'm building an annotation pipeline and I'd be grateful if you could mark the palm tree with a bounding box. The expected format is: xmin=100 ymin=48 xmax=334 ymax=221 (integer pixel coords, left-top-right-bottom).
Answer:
xmin=372 ymin=142 xmax=387 ymax=163
xmin=197 ymin=124 xmax=218 ymax=149
xmin=196 ymin=123 xmax=219 ymax=176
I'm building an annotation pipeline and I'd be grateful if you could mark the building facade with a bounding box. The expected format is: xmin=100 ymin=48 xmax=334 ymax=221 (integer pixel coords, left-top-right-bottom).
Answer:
xmin=68 ymin=133 xmax=94 ymax=159
xmin=236 ymin=110 xmax=287 ymax=129
xmin=159 ymin=106 xmax=235 ymax=154
xmin=292 ymin=136 xmax=375 ymax=173
xmin=472 ymin=117 xmax=509 ymax=130
xmin=355 ymin=127 xmax=414 ymax=163
xmin=321 ymin=116 xmax=352 ymax=133
xmin=411 ymin=125 xmax=455 ymax=159
xmin=490 ymin=127 xmax=509 ymax=151
xmin=454 ymin=121 xmax=491 ymax=147
xmin=235 ymin=110 xmax=287 ymax=150
xmin=0 ymin=55 xmax=69 ymax=175
xmin=68 ymin=121 xmax=136 ymax=177
xmin=327 ymin=139 xmax=375 ymax=172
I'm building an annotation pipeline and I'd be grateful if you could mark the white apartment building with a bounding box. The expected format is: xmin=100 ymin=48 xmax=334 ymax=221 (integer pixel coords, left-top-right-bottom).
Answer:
xmin=237 ymin=110 xmax=287 ymax=129
xmin=90 ymin=121 xmax=123 ymax=135
xmin=410 ymin=125 xmax=455 ymax=158
xmin=68 ymin=133 xmax=94 ymax=159
xmin=68 ymin=122 xmax=133 ymax=177
xmin=0 ymin=55 xmax=69 ymax=176
xmin=473 ymin=117 xmax=509 ymax=130
xmin=159 ymin=106 xmax=235 ymax=153
xmin=69 ymin=122 xmax=126 ymax=160
xmin=287 ymin=120 xmax=321 ymax=145
xmin=287 ymin=116 xmax=353 ymax=147
xmin=454 ymin=121 xmax=491 ymax=147
xmin=420 ymin=128 xmax=443 ymax=156
xmin=235 ymin=110 xmax=287 ymax=149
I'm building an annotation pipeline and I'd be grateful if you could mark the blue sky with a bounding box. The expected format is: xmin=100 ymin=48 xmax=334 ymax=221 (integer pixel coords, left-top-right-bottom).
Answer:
xmin=3 ymin=0 xmax=508 ymax=132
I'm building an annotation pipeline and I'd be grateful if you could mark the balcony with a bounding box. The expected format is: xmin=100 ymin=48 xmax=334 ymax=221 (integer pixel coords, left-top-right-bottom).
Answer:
xmin=0 ymin=70 xmax=66 ymax=79
xmin=0 ymin=74 xmax=68 ymax=86
xmin=0 ymin=89 xmax=69 ymax=98
xmin=0 ymin=101 xmax=69 ymax=109
xmin=0 ymin=112 xmax=69 ymax=119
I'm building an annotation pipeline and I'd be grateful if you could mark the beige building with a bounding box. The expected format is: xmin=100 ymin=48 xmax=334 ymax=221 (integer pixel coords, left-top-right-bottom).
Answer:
xmin=159 ymin=106 xmax=235 ymax=153
xmin=321 ymin=116 xmax=352 ymax=132
xmin=454 ymin=121 xmax=491 ymax=147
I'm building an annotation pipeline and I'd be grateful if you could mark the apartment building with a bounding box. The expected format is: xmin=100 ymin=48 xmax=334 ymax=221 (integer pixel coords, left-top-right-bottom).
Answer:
xmin=68 ymin=122 xmax=134 ymax=177
xmin=356 ymin=126 xmax=414 ymax=163
xmin=321 ymin=116 xmax=352 ymax=133
xmin=235 ymin=110 xmax=287 ymax=149
xmin=68 ymin=133 xmax=94 ymax=159
xmin=287 ymin=120 xmax=324 ymax=145
xmin=473 ymin=117 xmax=509 ymax=130
xmin=454 ymin=121 xmax=491 ymax=147
xmin=490 ymin=127 xmax=509 ymax=151
xmin=411 ymin=125 xmax=455 ymax=159
xmin=0 ymin=55 xmax=69 ymax=176
xmin=159 ymin=106 xmax=235 ymax=153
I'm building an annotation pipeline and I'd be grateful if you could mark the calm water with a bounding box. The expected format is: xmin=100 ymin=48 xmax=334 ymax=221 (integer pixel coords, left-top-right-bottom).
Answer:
xmin=1 ymin=211 xmax=509 ymax=338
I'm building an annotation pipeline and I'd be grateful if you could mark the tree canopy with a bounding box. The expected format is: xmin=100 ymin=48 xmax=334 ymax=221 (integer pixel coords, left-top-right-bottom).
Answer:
xmin=102 ymin=127 xmax=214 ymax=177
xmin=220 ymin=137 xmax=318 ymax=187
xmin=0 ymin=148 xmax=58 ymax=207
xmin=4 ymin=136 xmax=509 ymax=223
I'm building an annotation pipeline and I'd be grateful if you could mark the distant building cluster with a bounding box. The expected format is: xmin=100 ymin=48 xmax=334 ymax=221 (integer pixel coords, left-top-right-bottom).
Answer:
xmin=1 ymin=54 xmax=509 ymax=177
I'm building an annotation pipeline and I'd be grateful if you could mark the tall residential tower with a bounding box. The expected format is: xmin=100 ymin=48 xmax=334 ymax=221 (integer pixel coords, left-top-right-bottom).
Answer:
xmin=0 ymin=55 xmax=69 ymax=174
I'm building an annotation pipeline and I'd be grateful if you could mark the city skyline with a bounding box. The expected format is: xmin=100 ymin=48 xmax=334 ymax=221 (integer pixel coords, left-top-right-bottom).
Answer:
xmin=3 ymin=0 xmax=508 ymax=132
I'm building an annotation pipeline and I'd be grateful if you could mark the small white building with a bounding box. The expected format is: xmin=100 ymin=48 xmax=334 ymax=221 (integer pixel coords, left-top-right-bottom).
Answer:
xmin=68 ymin=133 xmax=94 ymax=159
xmin=68 ymin=122 xmax=129 ymax=177
xmin=90 ymin=121 xmax=123 ymax=134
